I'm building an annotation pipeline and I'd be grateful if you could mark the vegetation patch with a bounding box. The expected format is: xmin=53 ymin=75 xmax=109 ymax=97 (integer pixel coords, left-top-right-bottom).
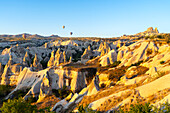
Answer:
xmin=117 ymin=102 xmax=170 ymax=113
xmin=97 ymin=61 xmax=121 ymax=74
xmin=0 ymin=97 xmax=55 ymax=113
xmin=160 ymin=60 xmax=165 ymax=64
xmin=130 ymin=60 xmax=143 ymax=67
xmin=76 ymin=104 xmax=100 ymax=113
xmin=0 ymin=98 xmax=37 ymax=113
xmin=52 ymin=86 xmax=72 ymax=99
xmin=146 ymin=48 xmax=152 ymax=56
xmin=109 ymin=61 xmax=121 ymax=68
xmin=108 ymin=66 xmax=127 ymax=81
xmin=0 ymin=85 xmax=13 ymax=98
xmin=11 ymin=88 xmax=31 ymax=99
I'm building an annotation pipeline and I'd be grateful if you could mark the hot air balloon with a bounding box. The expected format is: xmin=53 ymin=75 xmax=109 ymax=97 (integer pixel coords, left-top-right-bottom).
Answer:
xmin=62 ymin=26 xmax=65 ymax=29
xmin=70 ymin=32 xmax=73 ymax=35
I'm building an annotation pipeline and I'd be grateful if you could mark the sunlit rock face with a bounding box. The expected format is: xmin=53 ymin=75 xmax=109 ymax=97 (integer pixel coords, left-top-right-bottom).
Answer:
xmin=0 ymin=44 xmax=51 ymax=66
xmin=117 ymin=40 xmax=159 ymax=66
xmin=81 ymin=46 xmax=94 ymax=63
xmin=22 ymin=51 xmax=31 ymax=67
xmin=141 ymin=44 xmax=170 ymax=77
xmin=31 ymin=54 xmax=43 ymax=71
xmin=98 ymin=42 xmax=111 ymax=56
xmin=5 ymin=66 xmax=97 ymax=101
xmin=134 ymin=27 xmax=159 ymax=37
xmin=99 ymin=49 xmax=117 ymax=66
xmin=0 ymin=54 xmax=23 ymax=85
xmin=47 ymin=49 xmax=67 ymax=67
xmin=52 ymin=75 xmax=100 ymax=113
xmin=1 ymin=29 xmax=170 ymax=112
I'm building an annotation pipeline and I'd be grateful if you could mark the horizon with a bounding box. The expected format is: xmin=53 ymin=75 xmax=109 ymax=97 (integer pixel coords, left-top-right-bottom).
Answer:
xmin=0 ymin=0 xmax=170 ymax=38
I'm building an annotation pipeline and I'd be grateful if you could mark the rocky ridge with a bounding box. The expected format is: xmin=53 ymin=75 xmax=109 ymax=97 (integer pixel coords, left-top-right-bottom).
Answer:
xmin=0 ymin=27 xmax=170 ymax=112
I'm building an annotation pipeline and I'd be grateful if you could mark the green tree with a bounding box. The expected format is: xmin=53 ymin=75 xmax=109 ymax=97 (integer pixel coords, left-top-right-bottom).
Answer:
xmin=0 ymin=98 xmax=37 ymax=113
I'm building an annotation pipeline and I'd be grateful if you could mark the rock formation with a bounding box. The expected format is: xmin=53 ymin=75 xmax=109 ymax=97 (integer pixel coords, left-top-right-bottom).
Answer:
xmin=22 ymin=51 xmax=31 ymax=67
xmin=47 ymin=50 xmax=55 ymax=67
xmin=99 ymin=49 xmax=117 ymax=66
xmin=0 ymin=62 xmax=3 ymax=75
xmin=81 ymin=46 xmax=93 ymax=63
xmin=31 ymin=54 xmax=43 ymax=71
xmin=135 ymin=27 xmax=159 ymax=37
xmin=52 ymin=75 xmax=100 ymax=113
xmin=98 ymin=42 xmax=111 ymax=56
xmin=117 ymin=41 xmax=158 ymax=66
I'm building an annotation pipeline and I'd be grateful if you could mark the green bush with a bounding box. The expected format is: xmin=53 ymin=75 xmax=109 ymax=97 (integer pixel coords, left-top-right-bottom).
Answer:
xmin=52 ymin=86 xmax=72 ymax=99
xmin=110 ymin=61 xmax=121 ymax=67
xmin=130 ymin=60 xmax=143 ymax=67
xmin=160 ymin=61 xmax=165 ymax=64
xmin=77 ymin=105 xmax=100 ymax=113
xmin=0 ymin=98 xmax=37 ymax=113
xmin=27 ymin=96 xmax=37 ymax=103
xmin=146 ymin=49 xmax=152 ymax=56
xmin=12 ymin=88 xmax=31 ymax=99
xmin=0 ymin=85 xmax=13 ymax=98
xmin=116 ymin=102 xmax=170 ymax=113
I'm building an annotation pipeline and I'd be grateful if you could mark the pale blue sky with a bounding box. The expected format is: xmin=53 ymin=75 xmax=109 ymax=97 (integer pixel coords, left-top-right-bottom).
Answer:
xmin=0 ymin=0 xmax=170 ymax=37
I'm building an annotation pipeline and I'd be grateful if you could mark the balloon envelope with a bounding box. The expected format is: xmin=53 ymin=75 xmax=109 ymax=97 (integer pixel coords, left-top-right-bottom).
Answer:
xmin=62 ymin=26 xmax=65 ymax=29
xmin=70 ymin=32 xmax=73 ymax=35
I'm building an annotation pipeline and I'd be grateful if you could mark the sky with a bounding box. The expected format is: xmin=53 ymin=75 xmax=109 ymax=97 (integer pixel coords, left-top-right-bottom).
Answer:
xmin=0 ymin=0 xmax=170 ymax=38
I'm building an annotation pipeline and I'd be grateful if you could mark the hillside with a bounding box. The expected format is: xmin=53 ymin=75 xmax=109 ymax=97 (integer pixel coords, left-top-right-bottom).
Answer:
xmin=0 ymin=27 xmax=170 ymax=113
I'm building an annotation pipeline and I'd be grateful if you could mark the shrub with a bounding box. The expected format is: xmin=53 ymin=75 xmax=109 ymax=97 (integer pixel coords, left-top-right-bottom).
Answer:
xmin=156 ymin=71 xmax=166 ymax=78
xmin=77 ymin=105 xmax=100 ymax=113
xmin=0 ymin=85 xmax=12 ymax=98
xmin=108 ymin=67 xmax=126 ymax=81
xmin=153 ymin=101 xmax=170 ymax=113
xmin=157 ymin=35 xmax=163 ymax=39
xmin=100 ymin=83 xmax=106 ymax=88
xmin=0 ymin=98 xmax=37 ymax=113
xmin=117 ymin=102 xmax=170 ymax=113
xmin=110 ymin=61 xmax=121 ymax=67
xmin=52 ymin=86 xmax=72 ymax=99
xmin=160 ymin=61 xmax=165 ymax=64
xmin=130 ymin=60 xmax=143 ymax=67
xmin=146 ymin=49 xmax=152 ymax=56
xmin=118 ymin=102 xmax=152 ymax=113
xmin=27 ymin=96 xmax=37 ymax=103
xmin=12 ymin=88 xmax=31 ymax=99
